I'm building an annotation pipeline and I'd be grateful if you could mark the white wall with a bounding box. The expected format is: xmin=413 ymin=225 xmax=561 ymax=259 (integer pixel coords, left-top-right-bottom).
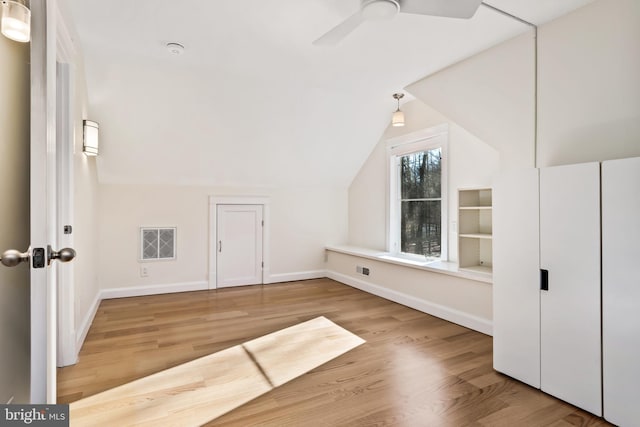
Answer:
xmin=537 ymin=0 xmax=640 ymax=166
xmin=0 ymin=36 xmax=30 ymax=403
xmin=72 ymin=60 xmax=101 ymax=346
xmin=405 ymin=0 xmax=640 ymax=169
xmin=98 ymin=185 xmax=347 ymax=291
xmin=406 ymin=31 xmax=536 ymax=170
xmin=349 ymin=100 xmax=499 ymax=262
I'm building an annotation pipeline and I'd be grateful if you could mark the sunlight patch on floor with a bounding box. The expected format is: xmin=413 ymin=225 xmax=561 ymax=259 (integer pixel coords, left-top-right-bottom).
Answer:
xmin=69 ymin=316 xmax=365 ymax=427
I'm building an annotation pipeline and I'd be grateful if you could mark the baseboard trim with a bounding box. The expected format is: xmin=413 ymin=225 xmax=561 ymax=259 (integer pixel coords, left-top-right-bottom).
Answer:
xmin=76 ymin=292 xmax=101 ymax=351
xmin=265 ymin=270 xmax=325 ymax=284
xmin=326 ymin=270 xmax=493 ymax=336
xmin=101 ymin=281 xmax=209 ymax=300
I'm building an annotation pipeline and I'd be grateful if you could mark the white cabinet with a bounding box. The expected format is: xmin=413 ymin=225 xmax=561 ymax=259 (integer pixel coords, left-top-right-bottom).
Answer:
xmin=493 ymin=169 xmax=540 ymax=388
xmin=458 ymin=188 xmax=492 ymax=275
xmin=539 ymin=163 xmax=601 ymax=416
xmin=602 ymin=157 xmax=640 ymax=426
xmin=493 ymin=163 xmax=602 ymax=416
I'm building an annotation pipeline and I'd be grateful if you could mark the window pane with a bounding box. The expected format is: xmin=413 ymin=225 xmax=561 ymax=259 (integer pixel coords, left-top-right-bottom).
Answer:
xmin=142 ymin=229 xmax=159 ymax=259
xmin=401 ymin=200 xmax=441 ymax=258
xmin=400 ymin=148 xmax=441 ymax=199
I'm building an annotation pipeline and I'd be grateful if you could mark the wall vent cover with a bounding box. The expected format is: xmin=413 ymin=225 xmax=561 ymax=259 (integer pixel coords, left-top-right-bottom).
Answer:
xmin=141 ymin=227 xmax=176 ymax=260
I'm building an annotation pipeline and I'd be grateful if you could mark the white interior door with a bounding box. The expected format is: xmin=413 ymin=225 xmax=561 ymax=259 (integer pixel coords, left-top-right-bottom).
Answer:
xmin=602 ymin=156 xmax=640 ymax=426
xmin=492 ymin=169 xmax=540 ymax=388
xmin=30 ymin=0 xmax=59 ymax=403
xmin=0 ymin=22 xmax=31 ymax=404
xmin=217 ymin=205 xmax=263 ymax=288
xmin=539 ymin=162 xmax=601 ymax=416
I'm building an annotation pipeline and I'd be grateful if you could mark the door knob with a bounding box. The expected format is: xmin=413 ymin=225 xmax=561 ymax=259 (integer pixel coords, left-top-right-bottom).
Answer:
xmin=47 ymin=246 xmax=76 ymax=265
xmin=1 ymin=247 xmax=76 ymax=268
xmin=0 ymin=249 xmax=30 ymax=267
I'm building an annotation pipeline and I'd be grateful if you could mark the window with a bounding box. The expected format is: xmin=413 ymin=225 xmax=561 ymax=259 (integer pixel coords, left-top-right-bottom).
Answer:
xmin=388 ymin=125 xmax=448 ymax=261
xmin=140 ymin=227 xmax=176 ymax=260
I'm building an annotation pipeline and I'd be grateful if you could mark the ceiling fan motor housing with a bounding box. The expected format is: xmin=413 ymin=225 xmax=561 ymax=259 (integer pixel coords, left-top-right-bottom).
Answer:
xmin=361 ymin=0 xmax=400 ymax=21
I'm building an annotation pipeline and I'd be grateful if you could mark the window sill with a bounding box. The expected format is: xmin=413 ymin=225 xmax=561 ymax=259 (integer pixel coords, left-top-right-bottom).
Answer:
xmin=325 ymin=245 xmax=492 ymax=284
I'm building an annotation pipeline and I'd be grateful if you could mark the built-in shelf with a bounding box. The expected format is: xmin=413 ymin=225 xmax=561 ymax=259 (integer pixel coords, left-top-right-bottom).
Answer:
xmin=458 ymin=188 xmax=493 ymax=274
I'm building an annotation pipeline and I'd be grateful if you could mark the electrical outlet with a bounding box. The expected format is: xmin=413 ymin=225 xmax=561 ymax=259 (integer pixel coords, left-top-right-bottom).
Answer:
xmin=362 ymin=267 xmax=370 ymax=276
xmin=356 ymin=266 xmax=363 ymax=274
xmin=140 ymin=266 xmax=148 ymax=277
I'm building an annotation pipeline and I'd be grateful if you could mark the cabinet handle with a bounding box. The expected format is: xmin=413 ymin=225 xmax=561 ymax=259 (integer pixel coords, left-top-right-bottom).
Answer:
xmin=540 ymin=269 xmax=549 ymax=291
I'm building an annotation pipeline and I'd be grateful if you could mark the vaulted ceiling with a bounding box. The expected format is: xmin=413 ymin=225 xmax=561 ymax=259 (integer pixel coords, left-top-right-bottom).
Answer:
xmin=63 ymin=0 xmax=595 ymax=187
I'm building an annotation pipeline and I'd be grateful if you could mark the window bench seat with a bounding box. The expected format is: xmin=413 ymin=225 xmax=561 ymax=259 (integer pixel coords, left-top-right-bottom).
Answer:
xmin=325 ymin=245 xmax=492 ymax=284
xmin=324 ymin=245 xmax=493 ymax=335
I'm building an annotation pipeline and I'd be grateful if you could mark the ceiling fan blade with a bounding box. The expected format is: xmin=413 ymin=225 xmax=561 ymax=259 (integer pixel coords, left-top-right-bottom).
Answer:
xmin=313 ymin=11 xmax=364 ymax=46
xmin=399 ymin=0 xmax=483 ymax=19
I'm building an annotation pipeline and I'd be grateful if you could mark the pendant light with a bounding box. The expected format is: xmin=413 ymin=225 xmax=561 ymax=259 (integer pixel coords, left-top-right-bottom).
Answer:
xmin=392 ymin=93 xmax=405 ymax=127
xmin=1 ymin=0 xmax=31 ymax=43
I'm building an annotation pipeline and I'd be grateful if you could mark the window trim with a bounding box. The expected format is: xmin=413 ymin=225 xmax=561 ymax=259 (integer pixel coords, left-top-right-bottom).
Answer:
xmin=387 ymin=124 xmax=449 ymax=261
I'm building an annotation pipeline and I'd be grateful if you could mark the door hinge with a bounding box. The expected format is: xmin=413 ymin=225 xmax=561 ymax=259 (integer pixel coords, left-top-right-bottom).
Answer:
xmin=261 ymin=220 xmax=264 ymax=227
xmin=261 ymin=261 xmax=264 ymax=268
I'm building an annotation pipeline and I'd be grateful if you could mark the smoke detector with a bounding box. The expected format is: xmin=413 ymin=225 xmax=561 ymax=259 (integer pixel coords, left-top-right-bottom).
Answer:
xmin=166 ymin=42 xmax=185 ymax=55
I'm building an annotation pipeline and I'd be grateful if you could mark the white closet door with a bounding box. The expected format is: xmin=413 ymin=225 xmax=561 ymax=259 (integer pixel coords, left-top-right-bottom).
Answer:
xmin=602 ymin=157 xmax=640 ymax=426
xmin=493 ymin=169 xmax=540 ymax=388
xmin=217 ymin=205 xmax=263 ymax=288
xmin=539 ymin=162 xmax=601 ymax=416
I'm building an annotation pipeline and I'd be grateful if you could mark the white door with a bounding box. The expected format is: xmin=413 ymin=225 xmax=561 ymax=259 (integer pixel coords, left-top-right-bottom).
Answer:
xmin=492 ymin=169 xmax=540 ymax=388
xmin=217 ymin=205 xmax=263 ymax=288
xmin=0 ymin=21 xmax=31 ymax=404
xmin=602 ymin=157 xmax=640 ymax=426
xmin=30 ymin=0 xmax=60 ymax=403
xmin=539 ymin=162 xmax=601 ymax=416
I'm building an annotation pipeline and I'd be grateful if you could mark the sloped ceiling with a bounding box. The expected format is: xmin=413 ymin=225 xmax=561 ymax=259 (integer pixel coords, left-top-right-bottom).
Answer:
xmin=63 ymin=0 xmax=595 ymax=187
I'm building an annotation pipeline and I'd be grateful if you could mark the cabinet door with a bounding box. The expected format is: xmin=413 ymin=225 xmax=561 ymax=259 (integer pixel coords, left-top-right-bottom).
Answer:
xmin=493 ymin=169 xmax=540 ymax=388
xmin=602 ymin=157 xmax=640 ymax=426
xmin=540 ymin=162 xmax=601 ymax=416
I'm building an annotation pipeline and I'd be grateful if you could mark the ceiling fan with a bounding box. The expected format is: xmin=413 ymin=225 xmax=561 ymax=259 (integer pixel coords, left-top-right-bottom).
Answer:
xmin=313 ymin=0 xmax=484 ymax=46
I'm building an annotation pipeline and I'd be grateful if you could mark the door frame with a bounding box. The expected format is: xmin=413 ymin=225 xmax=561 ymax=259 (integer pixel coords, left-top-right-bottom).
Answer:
xmin=208 ymin=196 xmax=270 ymax=289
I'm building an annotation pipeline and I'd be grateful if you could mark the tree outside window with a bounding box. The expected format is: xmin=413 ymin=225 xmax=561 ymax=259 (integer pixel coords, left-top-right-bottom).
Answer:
xmin=399 ymin=148 xmax=442 ymax=258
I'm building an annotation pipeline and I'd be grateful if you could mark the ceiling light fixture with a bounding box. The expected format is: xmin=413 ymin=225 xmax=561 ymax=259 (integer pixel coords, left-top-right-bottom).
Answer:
xmin=83 ymin=120 xmax=99 ymax=156
xmin=1 ymin=0 xmax=31 ymax=43
xmin=392 ymin=93 xmax=405 ymax=127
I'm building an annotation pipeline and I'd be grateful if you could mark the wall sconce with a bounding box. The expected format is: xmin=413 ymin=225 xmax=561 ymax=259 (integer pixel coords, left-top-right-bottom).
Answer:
xmin=1 ymin=0 xmax=31 ymax=43
xmin=392 ymin=93 xmax=405 ymax=127
xmin=83 ymin=120 xmax=99 ymax=156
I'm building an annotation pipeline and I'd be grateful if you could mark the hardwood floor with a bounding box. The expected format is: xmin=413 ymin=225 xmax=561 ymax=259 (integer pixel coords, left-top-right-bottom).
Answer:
xmin=58 ymin=279 xmax=611 ymax=426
